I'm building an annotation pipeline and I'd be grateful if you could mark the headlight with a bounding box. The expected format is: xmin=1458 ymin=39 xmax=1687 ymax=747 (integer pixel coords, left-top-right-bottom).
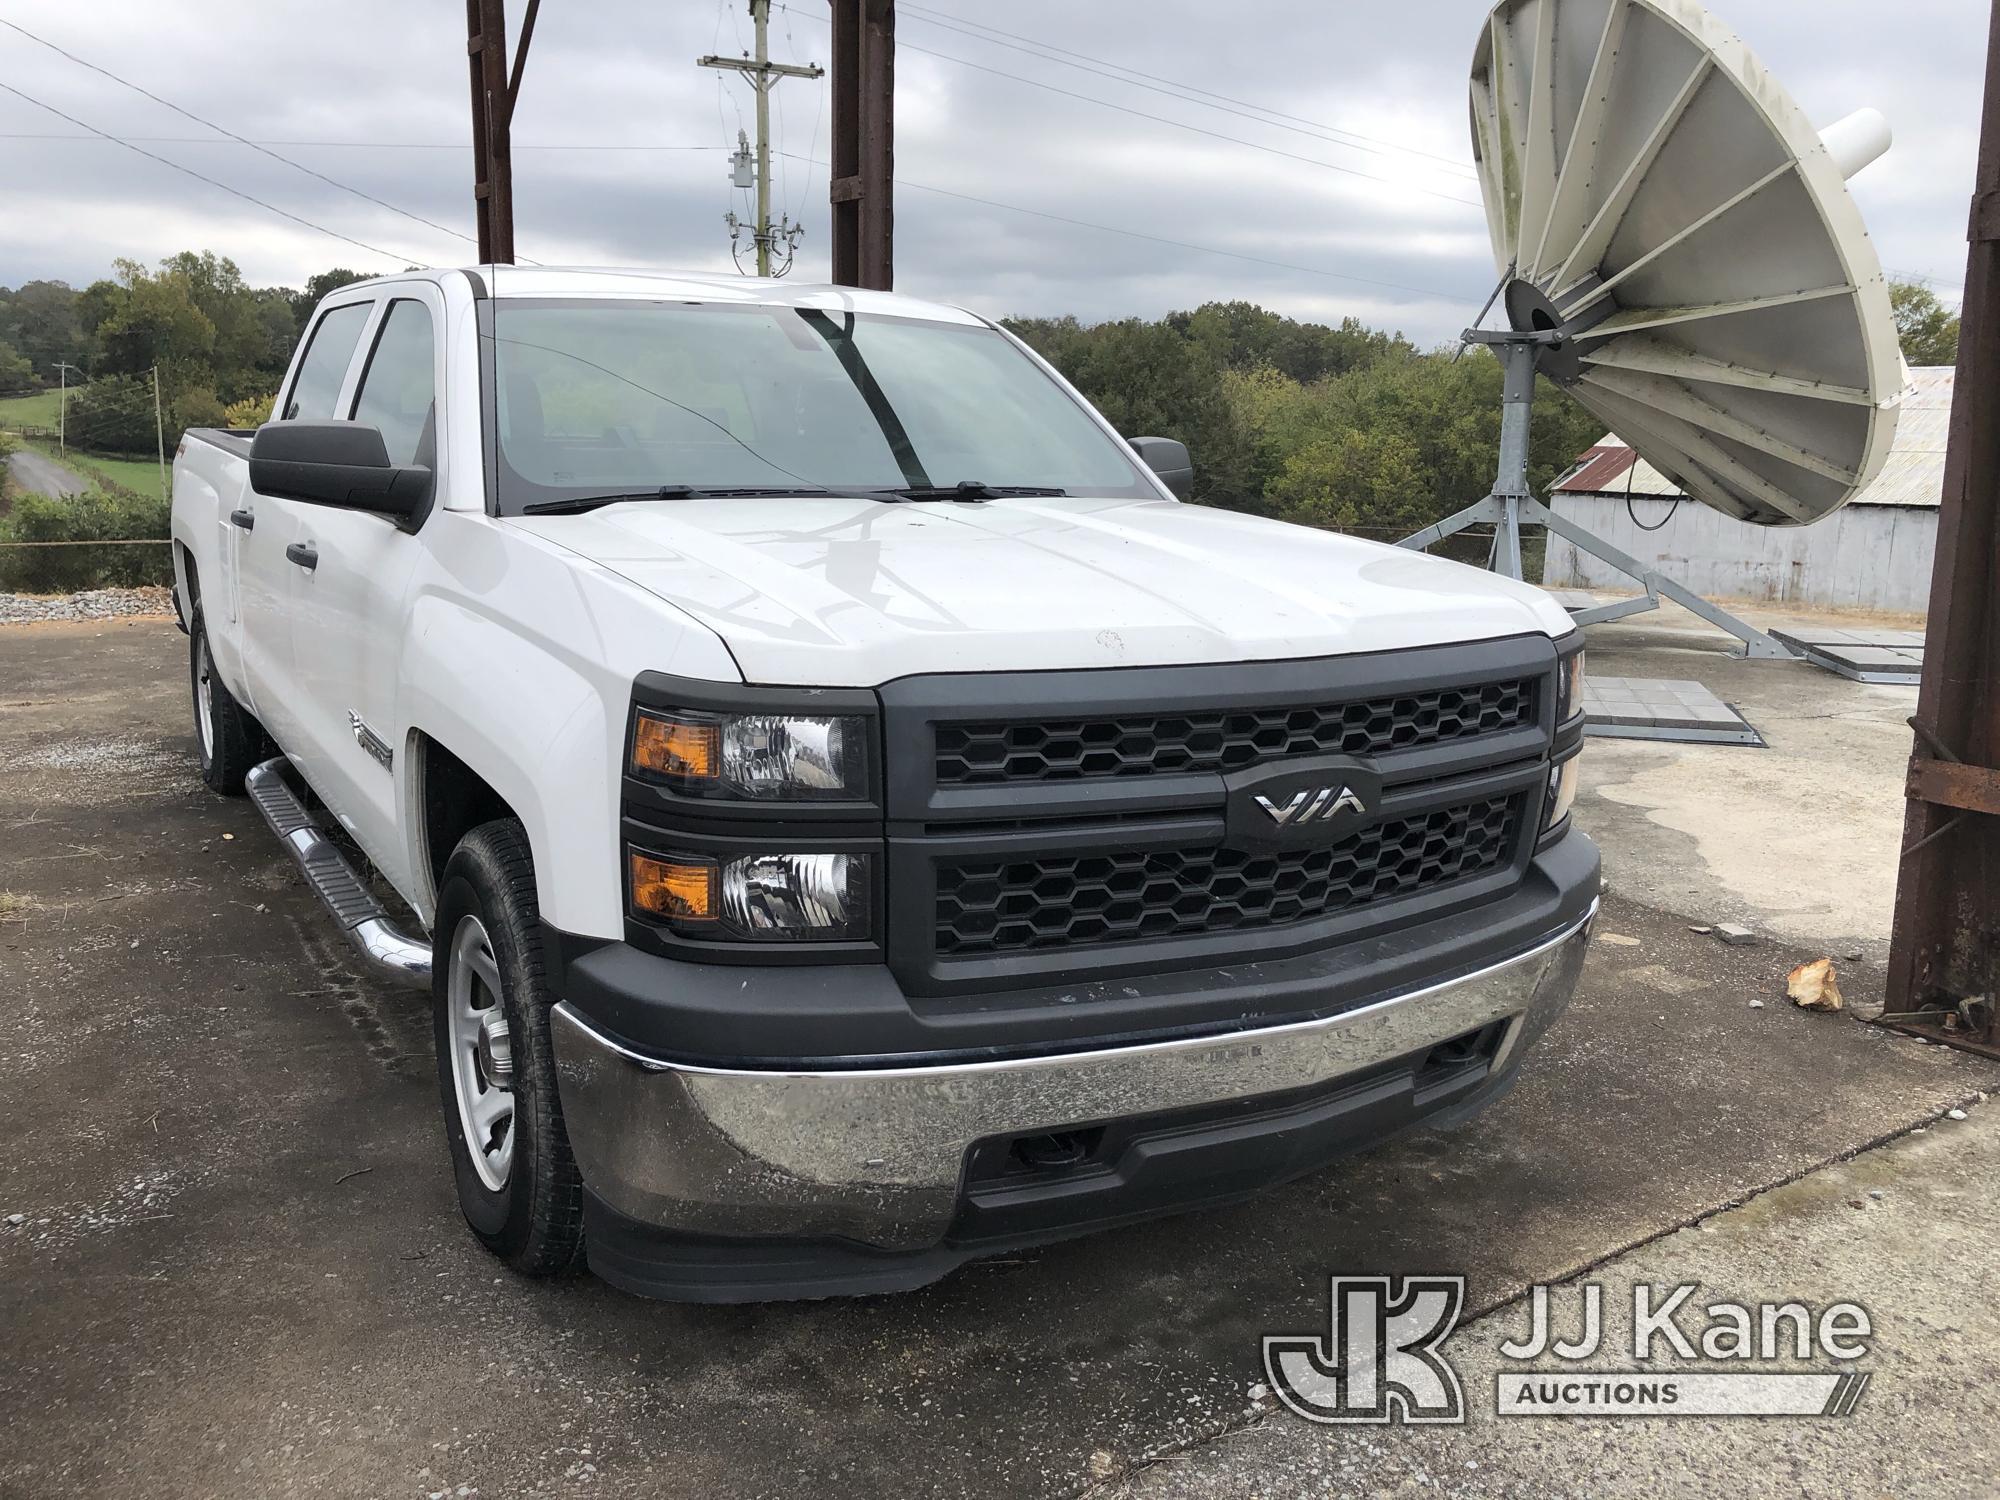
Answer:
xmin=629 ymin=848 xmax=873 ymax=941
xmin=1556 ymin=648 xmax=1586 ymax=723
xmin=631 ymin=709 xmax=870 ymax=800
xmin=1543 ymin=754 xmax=1581 ymax=832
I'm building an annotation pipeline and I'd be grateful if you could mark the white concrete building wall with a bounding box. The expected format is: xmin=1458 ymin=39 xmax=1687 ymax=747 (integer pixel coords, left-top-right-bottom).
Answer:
xmin=1541 ymin=495 xmax=1938 ymax=613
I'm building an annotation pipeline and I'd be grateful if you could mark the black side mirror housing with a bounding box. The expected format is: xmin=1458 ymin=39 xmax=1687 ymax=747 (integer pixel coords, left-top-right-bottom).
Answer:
xmin=249 ymin=420 xmax=430 ymax=518
xmin=1127 ymin=435 xmax=1193 ymax=500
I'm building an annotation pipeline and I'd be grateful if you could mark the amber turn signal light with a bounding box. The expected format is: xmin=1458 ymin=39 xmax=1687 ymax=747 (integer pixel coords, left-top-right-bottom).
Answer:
xmin=632 ymin=712 xmax=720 ymax=781
xmin=629 ymin=852 xmax=717 ymax=923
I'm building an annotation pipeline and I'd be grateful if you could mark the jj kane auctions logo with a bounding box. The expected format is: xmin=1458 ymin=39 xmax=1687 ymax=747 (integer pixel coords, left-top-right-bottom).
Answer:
xmin=1264 ymin=1277 xmax=1875 ymax=1424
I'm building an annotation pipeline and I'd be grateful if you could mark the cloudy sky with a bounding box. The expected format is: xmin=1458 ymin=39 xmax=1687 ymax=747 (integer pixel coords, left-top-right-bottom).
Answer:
xmin=0 ymin=0 xmax=1980 ymax=344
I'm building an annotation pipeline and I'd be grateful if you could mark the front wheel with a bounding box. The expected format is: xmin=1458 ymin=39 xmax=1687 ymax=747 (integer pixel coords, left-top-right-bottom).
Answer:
xmin=189 ymin=609 xmax=269 ymax=794
xmin=432 ymin=819 xmax=585 ymax=1276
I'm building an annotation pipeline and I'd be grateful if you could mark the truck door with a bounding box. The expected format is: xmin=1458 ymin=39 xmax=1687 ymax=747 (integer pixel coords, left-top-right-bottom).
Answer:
xmin=235 ymin=298 xmax=375 ymax=750
xmin=284 ymin=291 xmax=439 ymax=895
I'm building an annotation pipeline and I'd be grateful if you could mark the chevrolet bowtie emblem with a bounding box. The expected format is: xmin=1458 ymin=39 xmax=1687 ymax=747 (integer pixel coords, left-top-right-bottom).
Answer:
xmin=1254 ymin=786 xmax=1368 ymax=826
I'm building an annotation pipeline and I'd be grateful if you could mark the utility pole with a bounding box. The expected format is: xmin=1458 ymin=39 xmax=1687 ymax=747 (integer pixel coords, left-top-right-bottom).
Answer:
xmin=54 ymin=360 xmax=83 ymax=457
xmin=828 ymin=0 xmax=894 ymax=290
xmin=466 ymin=0 xmax=540 ymax=263
xmin=150 ymin=366 xmax=167 ymax=500
xmin=1887 ymin=0 xmax=2000 ymax=1049
xmin=699 ymin=1 xmax=823 ymax=277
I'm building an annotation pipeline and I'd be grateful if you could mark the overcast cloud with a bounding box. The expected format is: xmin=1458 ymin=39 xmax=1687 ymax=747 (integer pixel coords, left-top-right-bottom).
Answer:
xmin=0 ymin=0 xmax=1981 ymax=344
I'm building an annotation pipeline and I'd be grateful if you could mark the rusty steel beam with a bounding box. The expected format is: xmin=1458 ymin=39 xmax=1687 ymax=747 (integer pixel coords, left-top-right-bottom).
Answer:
xmin=1886 ymin=0 xmax=2000 ymax=1042
xmin=829 ymin=0 xmax=893 ymax=290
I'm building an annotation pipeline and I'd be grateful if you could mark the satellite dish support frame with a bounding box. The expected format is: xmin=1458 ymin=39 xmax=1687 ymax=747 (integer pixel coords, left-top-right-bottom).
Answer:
xmin=1396 ymin=328 xmax=1798 ymax=661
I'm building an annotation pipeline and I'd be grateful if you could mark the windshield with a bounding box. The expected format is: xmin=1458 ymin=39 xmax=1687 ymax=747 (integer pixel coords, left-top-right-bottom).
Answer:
xmin=483 ymin=299 xmax=1157 ymax=510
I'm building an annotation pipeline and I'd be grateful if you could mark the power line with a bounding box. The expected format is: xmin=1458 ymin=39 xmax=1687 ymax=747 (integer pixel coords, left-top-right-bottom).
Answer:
xmin=896 ymin=1 xmax=1479 ymax=176
xmin=0 ymin=132 xmax=723 ymax=151
xmin=776 ymin=7 xmax=1482 ymax=212
xmin=0 ymin=18 xmax=487 ymax=258
xmin=0 ymin=81 xmax=419 ymax=266
xmin=1887 ymin=267 xmax=1966 ymax=295
xmin=777 ymin=151 xmax=1464 ymax=302
xmin=890 ymin=1 xmax=1480 ymax=181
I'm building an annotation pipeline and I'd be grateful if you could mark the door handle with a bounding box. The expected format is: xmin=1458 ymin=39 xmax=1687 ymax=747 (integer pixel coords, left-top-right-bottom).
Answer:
xmin=285 ymin=542 xmax=319 ymax=571
xmin=229 ymin=508 xmax=255 ymax=531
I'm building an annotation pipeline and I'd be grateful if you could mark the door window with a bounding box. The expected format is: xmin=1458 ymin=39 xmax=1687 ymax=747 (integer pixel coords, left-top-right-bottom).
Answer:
xmin=283 ymin=302 xmax=372 ymax=420
xmin=350 ymin=299 xmax=438 ymax=465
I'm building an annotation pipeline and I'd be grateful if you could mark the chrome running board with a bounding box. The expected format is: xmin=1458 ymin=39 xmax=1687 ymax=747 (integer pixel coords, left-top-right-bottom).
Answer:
xmin=244 ymin=757 xmax=432 ymax=989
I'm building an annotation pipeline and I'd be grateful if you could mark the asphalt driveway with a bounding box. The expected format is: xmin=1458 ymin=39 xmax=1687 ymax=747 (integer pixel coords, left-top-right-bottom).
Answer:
xmin=4 ymin=447 xmax=89 ymax=499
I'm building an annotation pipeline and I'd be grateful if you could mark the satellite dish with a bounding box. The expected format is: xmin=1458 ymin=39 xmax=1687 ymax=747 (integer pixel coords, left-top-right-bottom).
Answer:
xmin=1469 ymin=0 xmax=1906 ymax=527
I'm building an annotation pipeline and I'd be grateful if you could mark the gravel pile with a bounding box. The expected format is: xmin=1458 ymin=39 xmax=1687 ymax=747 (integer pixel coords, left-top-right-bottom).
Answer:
xmin=0 ymin=586 xmax=176 ymax=624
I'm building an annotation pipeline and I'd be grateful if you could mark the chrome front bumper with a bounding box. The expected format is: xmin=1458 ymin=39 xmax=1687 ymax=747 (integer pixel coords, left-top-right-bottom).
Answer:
xmin=550 ymin=901 xmax=1597 ymax=1251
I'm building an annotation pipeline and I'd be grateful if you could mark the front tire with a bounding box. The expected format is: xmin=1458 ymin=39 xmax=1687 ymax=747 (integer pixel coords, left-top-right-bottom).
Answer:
xmin=189 ymin=608 xmax=269 ymax=794
xmin=432 ymin=819 xmax=585 ymax=1276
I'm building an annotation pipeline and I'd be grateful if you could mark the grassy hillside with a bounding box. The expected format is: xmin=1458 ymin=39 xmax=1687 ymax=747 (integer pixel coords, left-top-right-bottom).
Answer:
xmin=20 ymin=438 xmax=167 ymax=499
xmin=68 ymin=447 xmax=168 ymax=500
xmin=0 ymin=389 xmax=66 ymax=430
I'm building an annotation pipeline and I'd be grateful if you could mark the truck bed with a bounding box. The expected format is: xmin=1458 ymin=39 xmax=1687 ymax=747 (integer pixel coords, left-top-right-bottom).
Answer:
xmin=184 ymin=427 xmax=257 ymax=459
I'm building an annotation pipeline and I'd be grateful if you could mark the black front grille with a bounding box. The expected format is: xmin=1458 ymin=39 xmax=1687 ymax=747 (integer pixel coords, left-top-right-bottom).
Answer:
xmin=935 ymin=796 xmax=1521 ymax=957
xmin=934 ymin=679 xmax=1533 ymax=786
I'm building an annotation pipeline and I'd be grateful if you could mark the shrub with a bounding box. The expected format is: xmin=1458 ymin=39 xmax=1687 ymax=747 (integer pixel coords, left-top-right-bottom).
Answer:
xmin=0 ymin=485 xmax=171 ymax=591
xmin=222 ymin=392 xmax=275 ymax=429
xmin=171 ymin=385 xmax=228 ymax=434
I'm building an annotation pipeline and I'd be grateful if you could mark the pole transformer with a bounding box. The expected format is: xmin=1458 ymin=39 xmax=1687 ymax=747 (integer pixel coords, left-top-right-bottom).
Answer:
xmin=828 ymin=0 xmax=894 ymax=290
xmin=700 ymin=0 xmax=824 ymax=277
xmin=466 ymin=0 xmax=539 ymax=264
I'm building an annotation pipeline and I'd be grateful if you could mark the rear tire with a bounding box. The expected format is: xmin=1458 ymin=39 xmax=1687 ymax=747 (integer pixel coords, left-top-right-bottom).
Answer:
xmin=432 ymin=819 xmax=585 ymax=1277
xmin=189 ymin=609 xmax=269 ymax=795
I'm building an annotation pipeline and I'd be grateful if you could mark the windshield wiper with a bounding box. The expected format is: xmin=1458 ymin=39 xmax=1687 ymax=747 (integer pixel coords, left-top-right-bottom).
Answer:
xmin=521 ymin=480 xmax=1066 ymax=515
xmin=887 ymin=481 xmax=1068 ymax=503
xmin=521 ymin=484 xmax=841 ymax=515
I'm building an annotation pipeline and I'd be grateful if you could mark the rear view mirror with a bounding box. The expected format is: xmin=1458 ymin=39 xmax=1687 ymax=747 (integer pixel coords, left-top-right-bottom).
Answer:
xmin=1127 ymin=435 xmax=1193 ymax=500
xmin=249 ymin=420 xmax=431 ymax=517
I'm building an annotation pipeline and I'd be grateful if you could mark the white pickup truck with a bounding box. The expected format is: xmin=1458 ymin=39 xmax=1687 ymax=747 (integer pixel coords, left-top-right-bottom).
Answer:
xmin=170 ymin=267 xmax=1597 ymax=1300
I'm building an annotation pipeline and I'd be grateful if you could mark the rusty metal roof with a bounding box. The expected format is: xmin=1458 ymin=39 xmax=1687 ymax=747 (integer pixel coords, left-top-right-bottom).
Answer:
xmin=1552 ymin=367 xmax=1954 ymax=510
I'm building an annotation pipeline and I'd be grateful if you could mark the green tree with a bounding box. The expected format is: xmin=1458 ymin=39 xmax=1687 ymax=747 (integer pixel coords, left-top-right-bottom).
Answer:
xmin=1174 ymin=301 xmax=1410 ymax=384
xmin=0 ymin=339 xmax=32 ymax=393
xmin=62 ymin=374 xmax=161 ymax=454
xmin=80 ymin=258 xmax=217 ymax=377
xmin=158 ymin=251 xmax=278 ymax=395
xmin=171 ymin=385 xmax=229 ymax=434
xmin=0 ymin=280 xmax=88 ymax=377
xmin=289 ymin=268 xmax=371 ymax=328
xmin=1889 ymin=280 xmax=1960 ymax=367
xmin=1005 ymin=314 xmax=1261 ymax=510
xmin=1267 ymin=428 xmax=1429 ymax=531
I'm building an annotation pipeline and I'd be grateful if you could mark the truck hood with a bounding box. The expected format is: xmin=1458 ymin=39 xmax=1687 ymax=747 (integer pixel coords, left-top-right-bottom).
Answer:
xmin=507 ymin=495 xmax=1574 ymax=686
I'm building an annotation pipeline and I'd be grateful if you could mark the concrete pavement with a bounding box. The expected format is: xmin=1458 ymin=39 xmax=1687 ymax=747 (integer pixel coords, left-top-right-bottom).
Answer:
xmin=1 ymin=611 xmax=1991 ymax=1499
xmin=1119 ymin=1098 xmax=1999 ymax=1500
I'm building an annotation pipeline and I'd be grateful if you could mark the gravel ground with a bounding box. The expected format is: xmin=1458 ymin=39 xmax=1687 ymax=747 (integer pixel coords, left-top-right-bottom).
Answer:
xmin=0 ymin=586 xmax=175 ymax=624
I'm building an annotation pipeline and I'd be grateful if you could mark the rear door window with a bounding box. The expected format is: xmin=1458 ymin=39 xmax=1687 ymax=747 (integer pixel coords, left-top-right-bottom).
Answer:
xmin=349 ymin=300 xmax=437 ymax=466
xmin=283 ymin=302 xmax=372 ymax=420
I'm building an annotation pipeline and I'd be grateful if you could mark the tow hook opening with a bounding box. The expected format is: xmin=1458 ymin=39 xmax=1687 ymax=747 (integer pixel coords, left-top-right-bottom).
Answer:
xmin=1010 ymin=1128 xmax=1104 ymax=1172
xmin=1413 ymin=1019 xmax=1510 ymax=1095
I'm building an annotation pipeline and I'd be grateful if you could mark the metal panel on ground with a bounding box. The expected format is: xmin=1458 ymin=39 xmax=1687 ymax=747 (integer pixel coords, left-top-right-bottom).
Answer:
xmin=1584 ymin=676 xmax=1764 ymax=745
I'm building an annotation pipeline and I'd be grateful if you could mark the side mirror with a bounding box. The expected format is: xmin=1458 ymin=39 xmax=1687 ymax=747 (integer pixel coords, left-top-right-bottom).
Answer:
xmin=1127 ymin=435 xmax=1193 ymax=500
xmin=248 ymin=420 xmax=430 ymax=517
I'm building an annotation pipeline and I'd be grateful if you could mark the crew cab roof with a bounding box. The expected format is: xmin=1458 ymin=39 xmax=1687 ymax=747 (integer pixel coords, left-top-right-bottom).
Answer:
xmin=326 ymin=265 xmax=987 ymax=327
